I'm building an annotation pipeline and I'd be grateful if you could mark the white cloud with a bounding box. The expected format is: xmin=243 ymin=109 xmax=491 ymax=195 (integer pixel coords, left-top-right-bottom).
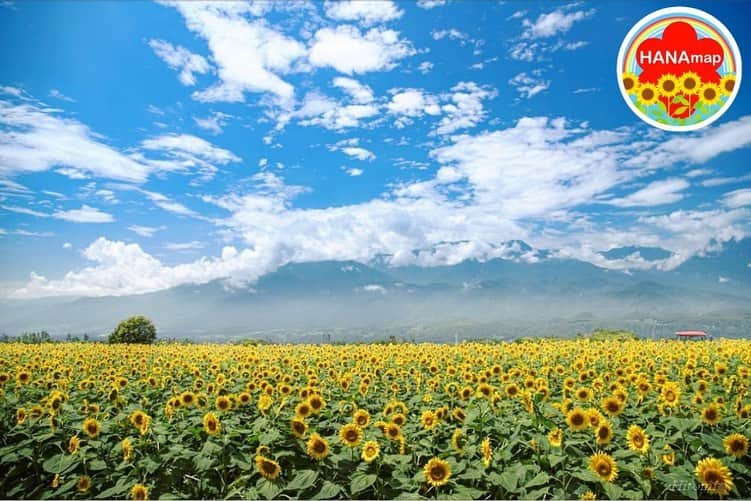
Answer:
xmin=417 ymin=61 xmax=434 ymax=74
xmin=416 ymin=0 xmax=446 ymax=9
xmin=1 ymin=204 xmax=48 ymax=217
xmin=509 ymin=72 xmax=550 ymax=98
xmin=13 ymin=116 xmax=751 ymax=297
xmin=164 ymin=241 xmax=205 ymax=251
xmin=63 ymin=242 xmax=72 ymax=249
xmin=607 ymin=178 xmax=690 ymax=207
xmin=628 ymin=116 xmax=751 ymax=170
xmin=341 ymin=147 xmax=375 ymax=161
xmin=387 ymin=89 xmax=440 ymax=117
xmin=702 ymin=172 xmax=751 ymax=187
xmin=148 ymin=39 xmax=211 ymax=86
xmin=0 ymin=99 xmax=152 ymax=182
xmin=166 ymin=2 xmax=306 ymax=102
xmin=292 ymin=91 xmax=379 ymax=131
xmin=52 ymin=205 xmax=114 ymax=223
xmin=332 ymin=77 xmax=374 ymax=104
xmin=522 ymin=8 xmax=594 ymax=38
xmin=140 ymin=133 xmax=241 ymax=181
xmin=309 ymin=25 xmax=415 ymax=75
xmin=324 ymin=1 xmax=402 ymax=26
xmin=48 ymin=89 xmax=75 ymax=103
xmin=432 ymin=29 xmax=468 ymax=42
xmin=128 ymin=225 xmax=161 ymax=238
xmin=434 ymin=82 xmax=496 ymax=135
xmin=723 ymin=188 xmax=751 ymax=208
xmin=9 ymin=237 xmax=274 ymax=298
xmin=344 ymin=167 xmax=364 ymax=177
xmin=193 ymin=111 xmax=231 ymax=134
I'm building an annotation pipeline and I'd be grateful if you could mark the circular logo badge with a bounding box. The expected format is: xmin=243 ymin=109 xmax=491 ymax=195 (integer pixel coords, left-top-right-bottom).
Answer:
xmin=617 ymin=7 xmax=741 ymax=131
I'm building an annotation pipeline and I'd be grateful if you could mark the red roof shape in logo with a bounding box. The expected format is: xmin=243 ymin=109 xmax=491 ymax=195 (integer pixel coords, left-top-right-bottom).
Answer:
xmin=637 ymin=21 xmax=723 ymax=84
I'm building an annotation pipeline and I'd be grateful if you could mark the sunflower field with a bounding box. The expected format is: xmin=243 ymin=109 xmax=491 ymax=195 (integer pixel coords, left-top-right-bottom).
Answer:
xmin=1 ymin=338 xmax=750 ymax=500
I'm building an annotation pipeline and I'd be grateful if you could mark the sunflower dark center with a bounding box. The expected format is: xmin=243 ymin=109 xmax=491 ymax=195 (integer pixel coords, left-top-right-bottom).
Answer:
xmin=704 ymin=89 xmax=716 ymax=100
xmin=663 ymin=81 xmax=675 ymax=91
xmin=431 ymin=466 xmax=446 ymax=480
xmin=685 ymin=78 xmax=697 ymax=90
xmin=642 ymin=89 xmax=654 ymax=100
xmin=313 ymin=441 xmax=326 ymax=453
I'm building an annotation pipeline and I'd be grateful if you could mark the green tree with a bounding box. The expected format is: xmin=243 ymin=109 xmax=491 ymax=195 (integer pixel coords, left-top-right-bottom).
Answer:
xmin=109 ymin=316 xmax=157 ymax=344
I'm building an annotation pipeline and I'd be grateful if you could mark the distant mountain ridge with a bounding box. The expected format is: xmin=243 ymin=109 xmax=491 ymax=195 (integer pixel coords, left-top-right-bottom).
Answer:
xmin=0 ymin=238 xmax=748 ymax=340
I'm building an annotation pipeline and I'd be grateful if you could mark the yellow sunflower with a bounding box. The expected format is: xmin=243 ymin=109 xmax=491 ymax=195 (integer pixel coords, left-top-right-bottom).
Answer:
xmin=679 ymin=71 xmax=702 ymax=94
xmin=580 ymin=491 xmax=596 ymax=501
xmin=637 ymin=83 xmax=660 ymax=105
xmin=451 ymin=428 xmax=466 ymax=454
xmin=660 ymin=445 xmax=675 ymax=466
xmin=290 ymin=418 xmax=307 ymax=438
xmin=421 ymin=410 xmax=439 ymax=430
xmin=423 ymin=457 xmax=451 ymax=487
xmin=129 ymin=410 xmax=151 ymax=435
xmin=307 ymin=394 xmax=325 ymax=414
xmin=82 ymin=417 xmax=101 ymax=439
xmin=720 ymin=74 xmax=736 ymax=96
xmin=481 ymin=437 xmax=492 ymax=468
xmin=215 ymin=395 xmax=232 ymax=411
xmin=295 ymin=401 xmax=312 ymax=419
xmin=601 ymin=396 xmax=624 ymax=417
xmin=361 ymin=440 xmax=380 ymax=463
xmin=451 ymin=407 xmax=466 ymax=423
xmin=626 ymin=425 xmax=649 ymax=454
xmin=723 ymin=433 xmax=748 ymax=458
xmin=131 ymin=483 xmax=148 ymax=501
xmin=694 ymin=457 xmax=734 ymax=496
xmin=657 ymin=73 xmax=680 ymax=97
xmin=548 ymin=428 xmax=563 ymax=448
xmin=77 ymin=475 xmax=91 ymax=493
xmin=566 ymin=407 xmax=589 ymax=431
xmin=701 ymin=403 xmax=722 ymax=426
xmin=180 ymin=391 xmax=196 ymax=407
xmin=255 ymin=455 xmax=282 ymax=481
xmin=589 ymin=452 xmax=618 ymax=482
xmin=594 ymin=421 xmax=613 ymax=446
xmin=203 ymin=412 xmax=221 ymax=436
xmin=622 ymin=72 xmax=639 ymax=95
xmin=122 ymin=438 xmax=133 ymax=462
xmin=353 ymin=409 xmax=370 ymax=428
xmin=68 ymin=436 xmax=80 ymax=454
xmin=385 ymin=422 xmax=403 ymax=441
xmin=699 ymin=83 xmax=722 ymax=106
xmin=307 ymin=433 xmax=330 ymax=460
xmin=660 ymin=382 xmax=681 ymax=407
xmin=339 ymin=423 xmax=363 ymax=448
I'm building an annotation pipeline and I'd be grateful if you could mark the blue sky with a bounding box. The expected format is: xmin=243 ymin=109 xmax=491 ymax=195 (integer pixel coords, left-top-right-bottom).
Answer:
xmin=0 ymin=0 xmax=750 ymax=298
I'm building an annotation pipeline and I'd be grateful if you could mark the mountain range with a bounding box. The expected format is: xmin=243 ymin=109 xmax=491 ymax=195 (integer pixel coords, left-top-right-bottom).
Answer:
xmin=1 ymin=238 xmax=749 ymax=342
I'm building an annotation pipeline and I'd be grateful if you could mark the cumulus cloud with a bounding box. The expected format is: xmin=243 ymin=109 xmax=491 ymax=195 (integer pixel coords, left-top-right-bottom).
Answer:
xmin=9 ymin=237 xmax=273 ymax=298
xmin=509 ymin=72 xmax=550 ymax=98
xmin=324 ymin=1 xmax=402 ymax=26
xmin=12 ymin=116 xmax=751 ymax=297
xmin=148 ymin=39 xmax=211 ymax=86
xmin=165 ymin=2 xmax=306 ymax=102
xmin=522 ymin=8 xmax=594 ymax=38
xmin=309 ymin=25 xmax=415 ymax=75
